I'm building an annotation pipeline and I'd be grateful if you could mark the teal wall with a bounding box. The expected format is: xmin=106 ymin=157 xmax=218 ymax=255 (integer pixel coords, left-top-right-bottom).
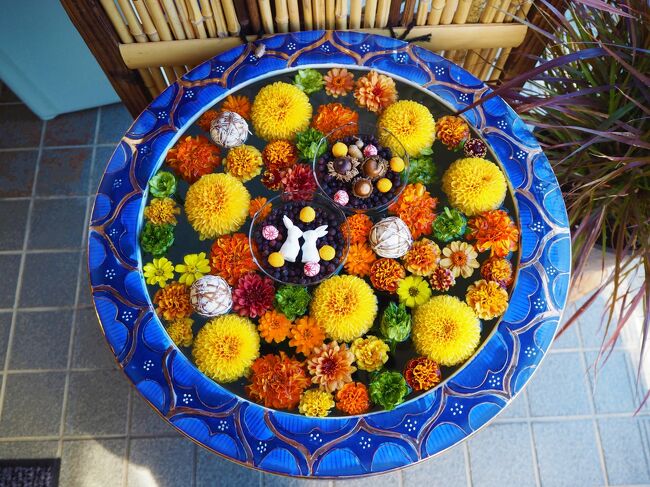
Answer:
xmin=0 ymin=1 xmax=119 ymax=119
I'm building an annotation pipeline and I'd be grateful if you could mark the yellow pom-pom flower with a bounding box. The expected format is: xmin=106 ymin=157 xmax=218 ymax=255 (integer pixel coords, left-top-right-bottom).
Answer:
xmin=251 ymin=82 xmax=312 ymax=141
xmin=144 ymin=198 xmax=180 ymax=225
xmin=412 ymin=295 xmax=481 ymax=366
xmin=224 ymin=145 xmax=264 ymax=182
xmin=166 ymin=317 xmax=194 ymax=347
xmin=465 ymin=279 xmax=509 ymax=320
xmin=184 ymin=173 xmax=250 ymax=240
xmin=192 ymin=315 xmax=260 ymax=383
xmin=298 ymin=389 xmax=335 ymax=417
xmin=377 ymin=100 xmax=436 ymax=157
xmin=350 ymin=335 xmax=390 ymax=372
xmin=442 ymin=157 xmax=507 ymax=216
xmin=311 ymin=275 xmax=378 ymax=342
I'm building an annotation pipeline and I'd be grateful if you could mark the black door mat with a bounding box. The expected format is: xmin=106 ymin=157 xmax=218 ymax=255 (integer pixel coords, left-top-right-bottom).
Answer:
xmin=0 ymin=459 xmax=60 ymax=487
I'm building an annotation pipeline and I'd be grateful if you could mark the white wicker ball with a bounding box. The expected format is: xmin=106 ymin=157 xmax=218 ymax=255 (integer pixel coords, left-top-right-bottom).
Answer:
xmin=209 ymin=110 xmax=249 ymax=148
xmin=190 ymin=275 xmax=232 ymax=317
xmin=369 ymin=217 xmax=413 ymax=258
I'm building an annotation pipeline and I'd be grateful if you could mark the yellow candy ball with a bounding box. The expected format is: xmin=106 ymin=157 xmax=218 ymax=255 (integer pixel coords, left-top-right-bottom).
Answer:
xmin=390 ymin=157 xmax=405 ymax=172
xmin=268 ymin=252 xmax=285 ymax=268
xmin=377 ymin=178 xmax=393 ymax=193
xmin=319 ymin=245 xmax=336 ymax=261
xmin=300 ymin=206 xmax=316 ymax=223
xmin=332 ymin=142 xmax=348 ymax=158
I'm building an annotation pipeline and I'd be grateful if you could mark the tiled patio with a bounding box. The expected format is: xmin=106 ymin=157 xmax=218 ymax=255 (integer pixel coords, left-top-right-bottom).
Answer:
xmin=0 ymin=89 xmax=648 ymax=486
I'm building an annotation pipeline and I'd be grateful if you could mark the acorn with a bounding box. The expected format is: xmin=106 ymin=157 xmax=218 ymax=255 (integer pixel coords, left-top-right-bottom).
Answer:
xmin=362 ymin=156 xmax=388 ymax=180
xmin=352 ymin=177 xmax=373 ymax=199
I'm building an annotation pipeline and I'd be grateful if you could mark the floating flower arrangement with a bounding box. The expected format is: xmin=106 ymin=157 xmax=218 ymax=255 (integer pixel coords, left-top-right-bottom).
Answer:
xmin=140 ymin=68 xmax=520 ymax=416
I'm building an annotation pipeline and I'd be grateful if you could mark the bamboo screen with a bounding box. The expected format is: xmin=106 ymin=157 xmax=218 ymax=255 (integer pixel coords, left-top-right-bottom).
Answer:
xmin=99 ymin=0 xmax=533 ymax=96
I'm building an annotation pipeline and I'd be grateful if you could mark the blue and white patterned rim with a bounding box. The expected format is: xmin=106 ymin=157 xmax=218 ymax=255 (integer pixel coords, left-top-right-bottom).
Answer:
xmin=88 ymin=31 xmax=571 ymax=478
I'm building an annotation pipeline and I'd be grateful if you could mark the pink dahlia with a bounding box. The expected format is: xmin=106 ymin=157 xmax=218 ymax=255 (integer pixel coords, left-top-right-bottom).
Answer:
xmin=232 ymin=273 xmax=275 ymax=318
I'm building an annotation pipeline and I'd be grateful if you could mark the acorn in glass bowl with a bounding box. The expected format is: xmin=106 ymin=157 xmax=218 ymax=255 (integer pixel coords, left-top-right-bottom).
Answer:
xmin=313 ymin=121 xmax=410 ymax=213
xmin=249 ymin=191 xmax=350 ymax=286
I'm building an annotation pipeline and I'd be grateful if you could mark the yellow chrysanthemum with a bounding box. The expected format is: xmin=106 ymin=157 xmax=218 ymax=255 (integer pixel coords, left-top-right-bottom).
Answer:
xmin=377 ymin=100 xmax=436 ymax=157
xmin=251 ymin=82 xmax=312 ymax=141
xmin=192 ymin=315 xmax=260 ymax=383
xmin=144 ymin=198 xmax=180 ymax=225
xmin=184 ymin=173 xmax=250 ymax=240
xmin=143 ymin=257 xmax=174 ymax=287
xmin=441 ymin=157 xmax=507 ymax=216
xmin=166 ymin=317 xmax=194 ymax=347
xmin=465 ymin=279 xmax=509 ymax=320
xmin=397 ymin=275 xmax=432 ymax=308
xmin=224 ymin=145 xmax=263 ymax=182
xmin=350 ymin=335 xmax=390 ymax=372
xmin=311 ymin=275 xmax=378 ymax=342
xmin=175 ymin=252 xmax=210 ymax=286
xmin=412 ymin=295 xmax=481 ymax=366
xmin=298 ymin=389 xmax=335 ymax=417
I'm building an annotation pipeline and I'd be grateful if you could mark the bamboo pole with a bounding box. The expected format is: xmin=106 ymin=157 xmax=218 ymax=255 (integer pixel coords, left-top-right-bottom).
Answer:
xmin=335 ymin=0 xmax=348 ymax=29
xmin=144 ymin=0 xmax=174 ymax=40
xmin=161 ymin=0 xmax=187 ymax=39
xmin=175 ymin=0 xmax=197 ymax=38
xmin=326 ymin=0 xmax=335 ymax=29
xmin=288 ymin=0 xmax=301 ymax=30
xmin=120 ymin=23 xmax=529 ymax=69
xmin=376 ymin=0 xmax=390 ymax=27
xmin=199 ymin=0 xmax=218 ymax=37
xmin=479 ymin=0 xmax=514 ymax=79
xmin=447 ymin=0 xmax=471 ymax=62
xmin=210 ymin=0 xmax=230 ymax=36
xmin=402 ymin=0 xmax=417 ymax=25
xmin=115 ymin=0 xmax=148 ymax=42
xmin=259 ymin=0 xmax=275 ymax=32
xmin=427 ymin=0 xmax=446 ymax=25
xmin=440 ymin=0 xmax=459 ymax=24
xmin=490 ymin=0 xmax=532 ymax=80
xmin=350 ymin=0 xmax=362 ymax=28
xmin=472 ymin=0 xmax=509 ymax=77
xmin=222 ymin=0 xmax=241 ymax=35
xmin=313 ymin=0 xmax=326 ymax=29
xmin=363 ymin=0 xmax=378 ymax=28
xmin=463 ymin=0 xmax=497 ymax=73
xmin=187 ymin=0 xmax=208 ymax=38
xmin=133 ymin=1 xmax=161 ymax=41
xmin=416 ymin=0 xmax=430 ymax=25
xmin=245 ymin=0 xmax=262 ymax=32
xmin=303 ymin=0 xmax=314 ymax=29
xmin=275 ymin=0 xmax=290 ymax=32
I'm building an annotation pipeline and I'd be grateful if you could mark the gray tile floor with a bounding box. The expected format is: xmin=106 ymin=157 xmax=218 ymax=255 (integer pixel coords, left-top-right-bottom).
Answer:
xmin=0 ymin=91 xmax=648 ymax=486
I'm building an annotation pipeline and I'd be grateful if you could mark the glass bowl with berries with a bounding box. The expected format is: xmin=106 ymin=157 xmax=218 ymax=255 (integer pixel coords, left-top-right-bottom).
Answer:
xmin=313 ymin=121 xmax=410 ymax=213
xmin=249 ymin=191 xmax=350 ymax=286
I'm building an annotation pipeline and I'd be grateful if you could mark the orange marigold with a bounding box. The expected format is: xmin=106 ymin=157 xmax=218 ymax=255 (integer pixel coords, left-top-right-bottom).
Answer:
xmin=247 ymin=352 xmax=310 ymax=409
xmin=403 ymin=357 xmax=441 ymax=391
xmin=402 ymin=238 xmax=441 ymax=276
xmin=209 ymin=233 xmax=257 ymax=285
xmin=153 ymin=281 xmax=192 ymax=321
xmin=342 ymin=213 xmax=373 ymax=245
xmin=289 ymin=316 xmax=326 ymax=356
xmin=262 ymin=140 xmax=299 ymax=172
xmin=249 ymin=196 xmax=271 ymax=219
xmin=354 ymin=70 xmax=398 ymax=113
xmin=324 ymin=68 xmax=355 ymax=98
xmin=258 ymin=310 xmax=292 ymax=343
xmin=311 ymin=103 xmax=359 ymax=139
xmin=220 ymin=95 xmax=252 ymax=120
xmin=166 ymin=135 xmax=221 ymax=183
xmin=335 ymin=382 xmax=370 ymax=415
xmin=344 ymin=242 xmax=377 ymax=277
xmin=436 ymin=115 xmax=470 ymax=149
xmin=467 ymin=210 xmax=519 ymax=257
xmin=481 ymin=257 xmax=514 ymax=288
xmin=370 ymin=258 xmax=406 ymax=293
xmin=388 ymin=183 xmax=437 ymax=239
xmin=197 ymin=109 xmax=219 ymax=131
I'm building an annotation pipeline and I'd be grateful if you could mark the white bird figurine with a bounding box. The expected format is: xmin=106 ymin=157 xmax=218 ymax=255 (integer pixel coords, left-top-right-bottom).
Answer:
xmin=279 ymin=216 xmax=303 ymax=263
xmin=301 ymin=225 xmax=328 ymax=263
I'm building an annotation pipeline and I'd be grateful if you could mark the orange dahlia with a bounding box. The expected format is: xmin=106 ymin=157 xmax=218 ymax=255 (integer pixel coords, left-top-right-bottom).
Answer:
xmin=258 ymin=309 xmax=292 ymax=343
xmin=336 ymin=382 xmax=370 ymax=415
xmin=311 ymin=103 xmax=359 ymax=139
xmin=436 ymin=115 xmax=470 ymax=149
xmin=249 ymin=196 xmax=271 ymax=219
xmin=324 ymin=68 xmax=355 ymax=98
xmin=247 ymin=352 xmax=310 ymax=409
xmin=344 ymin=242 xmax=377 ymax=277
xmin=307 ymin=341 xmax=357 ymax=392
xmin=262 ymin=140 xmax=299 ymax=172
xmin=404 ymin=357 xmax=441 ymax=391
xmin=154 ymin=282 xmax=192 ymax=321
xmin=220 ymin=94 xmax=251 ymax=120
xmin=388 ymin=183 xmax=437 ymax=239
xmin=289 ymin=316 xmax=326 ymax=356
xmin=342 ymin=213 xmax=373 ymax=244
xmin=197 ymin=109 xmax=218 ymax=131
xmin=354 ymin=70 xmax=398 ymax=113
xmin=166 ymin=135 xmax=221 ymax=183
xmin=467 ymin=210 xmax=519 ymax=257
xmin=402 ymin=238 xmax=441 ymax=276
xmin=209 ymin=233 xmax=257 ymax=285
xmin=370 ymin=258 xmax=406 ymax=293
xmin=465 ymin=279 xmax=509 ymax=320
xmin=481 ymin=257 xmax=514 ymax=288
